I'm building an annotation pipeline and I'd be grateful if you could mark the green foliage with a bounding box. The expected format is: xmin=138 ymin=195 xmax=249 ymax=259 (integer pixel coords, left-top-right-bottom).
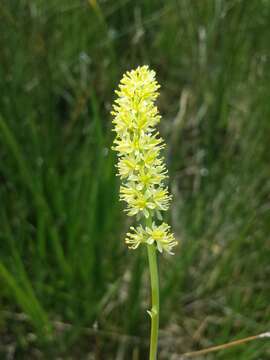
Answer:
xmin=0 ymin=0 xmax=269 ymax=358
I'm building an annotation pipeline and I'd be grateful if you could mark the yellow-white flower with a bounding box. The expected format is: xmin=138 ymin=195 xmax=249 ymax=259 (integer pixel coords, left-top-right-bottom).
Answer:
xmin=125 ymin=225 xmax=146 ymax=249
xmin=112 ymin=65 xmax=177 ymax=255
xmin=145 ymin=223 xmax=177 ymax=255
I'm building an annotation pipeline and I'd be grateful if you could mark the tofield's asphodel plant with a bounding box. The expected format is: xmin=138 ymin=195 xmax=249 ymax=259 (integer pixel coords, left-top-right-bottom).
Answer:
xmin=112 ymin=65 xmax=177 ymax=359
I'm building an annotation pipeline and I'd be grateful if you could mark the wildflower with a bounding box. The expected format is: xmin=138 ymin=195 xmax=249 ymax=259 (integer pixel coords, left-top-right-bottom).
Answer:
xmin=112 ymin=66 xmax=178 ymax=358
xmin=112 ymin=65 xmax=177 ymax=255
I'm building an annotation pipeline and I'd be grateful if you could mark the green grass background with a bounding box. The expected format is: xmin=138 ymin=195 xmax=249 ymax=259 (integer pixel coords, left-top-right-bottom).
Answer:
xmin=0 ymin=0 xmax=270 ymax=358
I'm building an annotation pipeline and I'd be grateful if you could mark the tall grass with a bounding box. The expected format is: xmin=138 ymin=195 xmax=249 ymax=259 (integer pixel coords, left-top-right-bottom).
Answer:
xmin=0 ymin=0 xmax=270 ymax=358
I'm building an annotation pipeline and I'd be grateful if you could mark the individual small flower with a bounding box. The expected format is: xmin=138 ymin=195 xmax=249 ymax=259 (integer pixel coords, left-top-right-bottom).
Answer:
xmin=145 ymin=223 xmax=177 ymax=255
xmin=125 ymin=225 xmax=146 ymax=249
xmin=127 ymin=164 xmax=168 ymax=188
xmin=120 ymin=185 xmax=155 ymax=218
xmin=119 ymin=185 xmax=172 ymax=218
xmin=113 ymin=132 xmax=165 ymax=158
xmin=117 ymin=155 xmax=138 ymax=179
xmin=151 ymin=187 xmax=172 ymax=211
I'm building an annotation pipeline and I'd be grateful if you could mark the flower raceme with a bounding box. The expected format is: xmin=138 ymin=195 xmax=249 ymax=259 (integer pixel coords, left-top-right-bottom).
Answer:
xmin=111 ymin=65 xmax=177 ymax=255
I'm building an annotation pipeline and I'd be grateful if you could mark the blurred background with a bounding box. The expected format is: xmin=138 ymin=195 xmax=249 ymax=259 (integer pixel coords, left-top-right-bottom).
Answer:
xmin=1 ymin=1 xmax=270 ymax=359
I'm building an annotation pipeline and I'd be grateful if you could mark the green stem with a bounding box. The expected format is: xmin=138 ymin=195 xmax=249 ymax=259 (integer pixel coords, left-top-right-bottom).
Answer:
xmin=147 ymin=238 xmax=160 ymax=359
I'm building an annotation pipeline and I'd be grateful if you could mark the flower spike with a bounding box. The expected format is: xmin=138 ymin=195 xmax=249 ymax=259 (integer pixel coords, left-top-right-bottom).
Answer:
xmin=112 ymin=65 xmax=177 ymax=255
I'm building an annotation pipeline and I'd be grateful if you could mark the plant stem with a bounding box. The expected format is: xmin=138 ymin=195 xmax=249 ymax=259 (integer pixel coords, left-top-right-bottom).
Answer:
xmin=147 ymin=240 xmax=160 ymax=360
